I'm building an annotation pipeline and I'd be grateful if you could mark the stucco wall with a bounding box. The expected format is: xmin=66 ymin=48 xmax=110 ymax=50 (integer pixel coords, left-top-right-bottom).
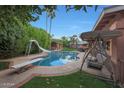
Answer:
xmin=96 ymin=13 xmax=124 ymax=84
xmin=107 ymin=15 xmax=124 ymax=84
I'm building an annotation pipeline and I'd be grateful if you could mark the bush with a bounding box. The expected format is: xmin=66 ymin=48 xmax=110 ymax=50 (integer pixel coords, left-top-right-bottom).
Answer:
xmin=0 ymin=62 xmax=9 ymax=71
xmin=0 ymin=23 xmax=51 ymax=59
xmin=0 ymin=6 xmax=51 ymax=59
xmin=0 ymin=17 xmax=25 ymax=58
xmin=22 ymin=24 xmax=51 ymax=54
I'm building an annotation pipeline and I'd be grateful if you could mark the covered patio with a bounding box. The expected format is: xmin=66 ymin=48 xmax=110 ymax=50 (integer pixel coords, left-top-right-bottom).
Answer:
xmin=82 ymin=5 xmax=124 ymax=86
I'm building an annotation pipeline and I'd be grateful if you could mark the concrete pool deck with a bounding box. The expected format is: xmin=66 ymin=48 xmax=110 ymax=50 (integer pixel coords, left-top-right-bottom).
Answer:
xmin=0 ymin=52 xmax=48 ymax=66
xmin=0 ymin=52 xmax=111 ymax=88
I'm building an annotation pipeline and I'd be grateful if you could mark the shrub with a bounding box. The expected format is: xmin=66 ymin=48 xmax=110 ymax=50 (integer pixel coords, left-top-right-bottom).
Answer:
xmin=0 ymin=23 xmax=51 ymax=59
xmin=0 ymin=62 xmax=9 ymax=71
xmin=0 ymin=17 xmax=24 ymax=58
xmin=0 ymin=6 xmax=51 ymax=59
xmin=22 ymin=24 xmax=51 ymax=54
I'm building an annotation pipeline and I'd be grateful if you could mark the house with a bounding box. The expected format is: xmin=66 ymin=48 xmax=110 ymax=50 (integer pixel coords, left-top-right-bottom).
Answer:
xmin=92 ymin=6 xmax=124 ymax=85
xmin=77 ymin=41 xmax=88 ymax=51
xmin=51 ymin=39 xmax=63 ymax=50
xmin=69 ymin=42 xmax=77 ymax=48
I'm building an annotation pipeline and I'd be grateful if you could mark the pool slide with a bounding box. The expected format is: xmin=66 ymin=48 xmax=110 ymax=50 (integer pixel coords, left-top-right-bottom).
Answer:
xmin=29 ymin=40 xmax=51 ymax=53
xmin=26 ymin=40 xmax=51 ymax=55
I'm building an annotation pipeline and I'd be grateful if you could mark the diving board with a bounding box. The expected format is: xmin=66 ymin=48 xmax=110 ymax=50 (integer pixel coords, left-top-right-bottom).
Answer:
xmin=11 ymin=58 xmax=43 ymax=69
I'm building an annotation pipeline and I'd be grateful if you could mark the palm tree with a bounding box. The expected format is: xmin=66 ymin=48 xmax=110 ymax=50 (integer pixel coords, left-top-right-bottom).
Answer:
xmin=70 ymin=35 xmax=78 ymax=48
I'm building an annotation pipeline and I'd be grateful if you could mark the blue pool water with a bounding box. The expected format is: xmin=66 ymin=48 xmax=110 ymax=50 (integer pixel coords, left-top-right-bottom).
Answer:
xmin=33 ymin=51 xmax=78 ymax=66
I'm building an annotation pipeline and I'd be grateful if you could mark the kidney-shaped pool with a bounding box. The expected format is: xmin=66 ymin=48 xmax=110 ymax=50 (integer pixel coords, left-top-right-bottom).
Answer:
xmin=33 ymin=51 xmax=79 ymax=66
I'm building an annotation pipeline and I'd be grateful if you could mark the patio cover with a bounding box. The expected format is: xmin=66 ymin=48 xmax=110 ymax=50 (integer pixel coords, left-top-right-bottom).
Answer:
xmin=80 ymin=31 xmax=122 ymax=41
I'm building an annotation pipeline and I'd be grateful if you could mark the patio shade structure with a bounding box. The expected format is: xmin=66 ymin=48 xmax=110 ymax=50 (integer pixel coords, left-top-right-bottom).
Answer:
xmin=80 ymin=30 xmax=122 ymax=86
xmin=80 ymin=30 xmax=122 ymax=41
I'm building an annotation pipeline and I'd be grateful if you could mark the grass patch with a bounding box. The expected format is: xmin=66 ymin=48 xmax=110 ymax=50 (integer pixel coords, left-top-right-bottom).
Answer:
xmin=21 ymin=72 xmax=113 ymax=88
xmin=0 ymin=62 xmax=9 ymax=71
xmin=62 ymin=47 xmax=77 ymax=51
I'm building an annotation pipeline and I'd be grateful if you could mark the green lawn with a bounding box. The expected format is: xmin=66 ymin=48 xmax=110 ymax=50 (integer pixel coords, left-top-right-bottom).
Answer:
xmin=21 ymin=72 xmax=113 ymax=88
xmin=0 ymin=62 xmax=9 ymax=71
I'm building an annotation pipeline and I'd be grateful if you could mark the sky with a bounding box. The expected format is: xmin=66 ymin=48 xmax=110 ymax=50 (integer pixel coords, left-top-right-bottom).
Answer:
xmin=31 ymin=5 xmax=108 ymax=39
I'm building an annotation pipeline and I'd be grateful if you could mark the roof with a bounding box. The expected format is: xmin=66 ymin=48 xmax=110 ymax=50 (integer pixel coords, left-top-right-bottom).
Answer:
xmin=77 ymin=40 xmax=88 ymax=44
xmin=92 ymin=5 xmax=124 ymax=31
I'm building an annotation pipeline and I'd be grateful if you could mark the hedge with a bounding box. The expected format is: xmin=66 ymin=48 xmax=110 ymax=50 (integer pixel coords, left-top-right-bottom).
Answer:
xmin=0 ymin=23 xmax=51 ymax=59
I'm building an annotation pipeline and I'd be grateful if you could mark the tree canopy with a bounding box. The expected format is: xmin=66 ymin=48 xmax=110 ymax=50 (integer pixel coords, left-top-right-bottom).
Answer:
xmin=0 ymin=5 xmax=97 ymax=23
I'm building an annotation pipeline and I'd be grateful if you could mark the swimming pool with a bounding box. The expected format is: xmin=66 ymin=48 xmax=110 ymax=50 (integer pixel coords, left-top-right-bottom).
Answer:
xmin=33 ymin=51 xmax=78 ymax=66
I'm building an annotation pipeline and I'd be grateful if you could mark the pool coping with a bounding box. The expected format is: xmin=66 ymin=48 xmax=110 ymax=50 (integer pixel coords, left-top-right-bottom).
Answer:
xmin=14 ymin=52 xmax=82 ymax=88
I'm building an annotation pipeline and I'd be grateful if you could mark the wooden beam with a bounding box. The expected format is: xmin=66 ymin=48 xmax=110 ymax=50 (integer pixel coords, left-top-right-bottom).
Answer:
xmin=80 ymin=31 xmax=122 ymax=41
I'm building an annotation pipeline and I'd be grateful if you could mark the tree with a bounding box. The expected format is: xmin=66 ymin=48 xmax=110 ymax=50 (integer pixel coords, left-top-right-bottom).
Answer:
xmin=61 ymin=36 xmax=70 ymax=47
xmin=0 ymin=5 xmax=97 ymax=33
xmin=0 ymin=6 xmax=42 ymax=23
xmin=41 ymin=5 xmax=98 ymax=19
xmin=70 ymin=35 xmax=79 ymax=48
